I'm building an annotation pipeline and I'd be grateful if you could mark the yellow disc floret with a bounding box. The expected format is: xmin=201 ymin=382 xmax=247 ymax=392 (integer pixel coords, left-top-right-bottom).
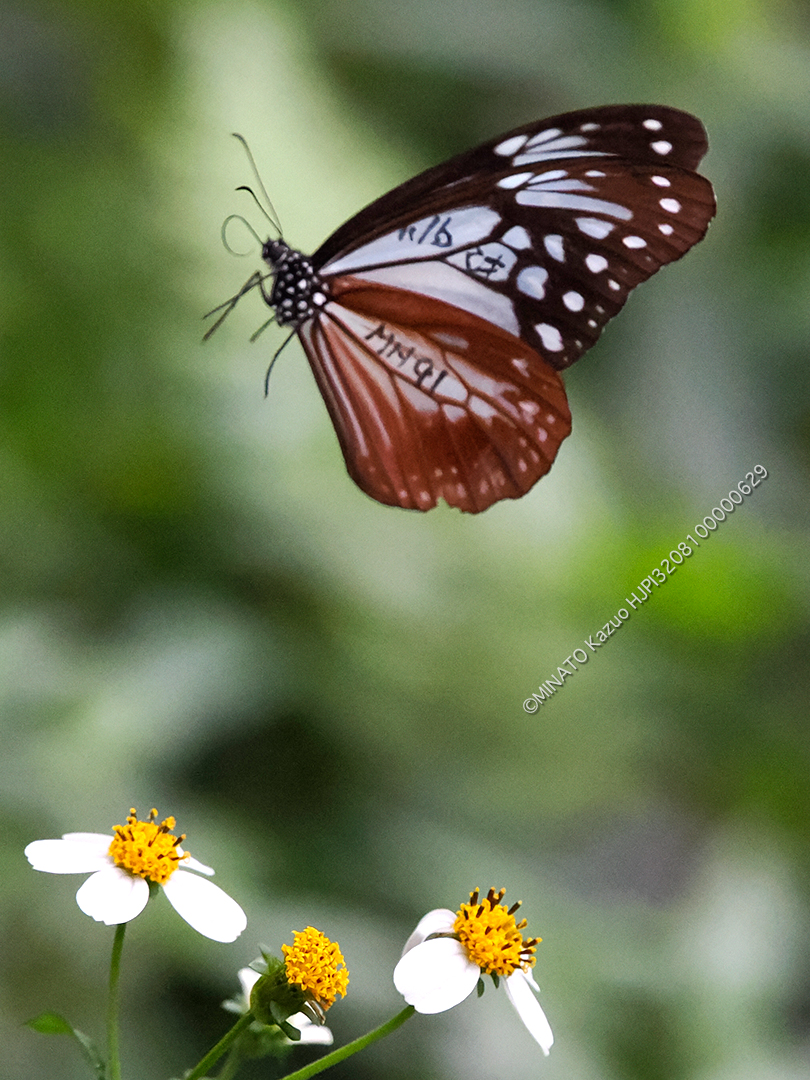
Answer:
xmin=453 ymin=887 xmax=540 ymax=978
xmin=107 ymin=808 xmax=188 ymax=885
xmin=282 ymin=926 xmax=349 ymax=1011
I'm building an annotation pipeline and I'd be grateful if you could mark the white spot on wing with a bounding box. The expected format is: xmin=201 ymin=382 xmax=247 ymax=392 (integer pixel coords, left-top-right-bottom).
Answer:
xmin=543 ymin=234 xmax=564 ymax=262
xmin=585 ymin=169 xmax=606 ymax=177
xmin=525 ymin=127 xmax=563 ymax=146
xmin=517 ymin=265 xmax=549 ymax=299
xmin=447 ymin=242 xmax=517 ymax=281
xmin=535 ymin=322 xmax=564 ymax=352
xmin=498 ymin=172 xmax=534 ymax=189
xmin=512 ymin=129 xmax=596 ymax=164
xmin=470 ymin=396 xmax=498 ymax=423
xmin=643 ymin=118 xmax=663 ymax=130
xmin=442 ymin=404 xmax=466 ymax=424
xmin=576 ymin=217 xmax=615 ymax=239
xmin=321 ymin=206 xmax=501 ymax=274
xmin=563 ymin=291 xmax=584 ymax=311
xmin=585 ymin=253 xmax=608 ymax=273
xmin=660 ymin=197 xmax=681 ymax=213
xmin=651 ymin=175 xmax=671 ymax=187
xmin=512 ymin=357 xmax=530 ymax=377
xmin=658 ymin=223 xmax=674 ymax=236
xmin=355 ymin=262 xmax=520 ymax=337
xmin=433 ymin=332 xmax=469 ymax=350
xmin=517 ymin=190 xmax=632 ymax=217
xmin=651 ymin=140 xmax=673 ymax=155
xmin=494 ymin=134 xmax=528 ymax=156
xmin=502 ymin=225 xmax=532 ymax=249
xmin=622 ymin=235 xmax=647 ymax=249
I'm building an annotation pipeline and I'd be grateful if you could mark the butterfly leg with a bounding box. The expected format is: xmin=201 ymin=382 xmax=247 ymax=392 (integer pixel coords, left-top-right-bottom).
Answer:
xmin=203 ymin=270 xmax=271 ymax=340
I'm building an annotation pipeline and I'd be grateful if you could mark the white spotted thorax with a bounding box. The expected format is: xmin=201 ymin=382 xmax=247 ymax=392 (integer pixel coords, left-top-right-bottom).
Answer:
xmin=263 ymin=240 xmax=328 ymax=327
xmin=220 ymin=105 xmax=715 ymax=513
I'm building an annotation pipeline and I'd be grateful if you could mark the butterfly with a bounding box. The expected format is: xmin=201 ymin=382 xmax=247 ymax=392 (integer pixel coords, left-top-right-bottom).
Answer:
xmin=208 ymin=104 xmax=715 ymax=513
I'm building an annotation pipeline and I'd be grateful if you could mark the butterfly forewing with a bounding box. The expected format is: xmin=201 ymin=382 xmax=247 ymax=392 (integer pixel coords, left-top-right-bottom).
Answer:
xmin=314 ymin=104 xmax=711 ymax=266
xmin=316 ymin=105 xmax=715 ymax=373
xmin=298 ymin=278 xmax=571 ymax=512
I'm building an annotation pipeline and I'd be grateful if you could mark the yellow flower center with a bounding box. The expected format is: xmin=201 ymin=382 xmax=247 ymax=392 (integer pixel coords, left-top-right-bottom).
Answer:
xmin=282 ymin=926 xmax=349 ymax=1010
xmin=453 ymin=887 xmax=540 ymax=978
xmin=107 ymin=808 xmax=188 ymax=885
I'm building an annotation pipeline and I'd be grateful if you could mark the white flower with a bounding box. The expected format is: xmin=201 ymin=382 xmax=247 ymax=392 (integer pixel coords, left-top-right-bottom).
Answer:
xmin=228 ymin=968 xmax=334 ymax=1045
xmin=393 ymin=890 xmax=553 ymax=1054
xmin=25 ymin=808 xmax=246 ymax=943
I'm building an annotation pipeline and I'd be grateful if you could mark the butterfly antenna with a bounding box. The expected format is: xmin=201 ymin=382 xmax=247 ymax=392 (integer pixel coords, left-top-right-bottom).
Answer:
xmin=231 ymin=133 xmax=283 ymax=235
xmin=264 ymin=331 xmax=296 ymax=396
xmin=220 ymin=213 xmax=264 ymax=256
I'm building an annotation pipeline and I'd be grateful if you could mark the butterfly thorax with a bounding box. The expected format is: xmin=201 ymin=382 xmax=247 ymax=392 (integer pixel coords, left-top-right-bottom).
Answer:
xmin=262 ymin=238 xmax=329 ymax=328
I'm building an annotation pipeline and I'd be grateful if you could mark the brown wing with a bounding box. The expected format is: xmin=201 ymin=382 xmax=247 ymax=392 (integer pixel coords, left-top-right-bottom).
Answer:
xmin=297 ymin=277 xmax=571 ymax=513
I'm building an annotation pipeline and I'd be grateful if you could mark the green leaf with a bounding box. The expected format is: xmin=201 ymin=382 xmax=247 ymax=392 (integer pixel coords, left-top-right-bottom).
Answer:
xmin=279 ymin=1018 xmax=301 ymax=1041
xmin=26 ymin=1012 xmax=75 ymax=1035
xmin=25 ymin=1012 xmax=106 ymax=1078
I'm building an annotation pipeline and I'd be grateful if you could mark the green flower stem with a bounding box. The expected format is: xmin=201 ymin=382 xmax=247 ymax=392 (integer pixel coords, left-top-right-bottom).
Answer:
xmin=276 ymin=1006 xmax=416 ymax=1080
xmin=107 ymin=924 xmax=126 ymax=1080
xmin=183 ymin=1012 xmax=254 ymax=1080
xmin=184 ymin=1004 xmax=415 ymax=1080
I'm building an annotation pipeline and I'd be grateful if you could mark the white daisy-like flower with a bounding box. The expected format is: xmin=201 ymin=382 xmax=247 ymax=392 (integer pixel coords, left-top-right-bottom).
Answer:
xmin=24 ymin=807 xmax=247 ymax=943
xmin=227 ymin=967 xmax=334 ymax=1045
xmin=393 ymin=887 xmax=553 ymax=1054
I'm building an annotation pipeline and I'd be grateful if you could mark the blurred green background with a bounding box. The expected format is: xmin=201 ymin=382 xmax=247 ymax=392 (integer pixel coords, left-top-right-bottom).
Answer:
xmin=2 ymin=1 xmax=809 ymax=1078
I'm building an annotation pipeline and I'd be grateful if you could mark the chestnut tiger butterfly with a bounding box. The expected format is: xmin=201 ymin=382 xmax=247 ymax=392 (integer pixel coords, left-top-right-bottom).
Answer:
xmin=207 ymin=104 xmax=715 ymax=513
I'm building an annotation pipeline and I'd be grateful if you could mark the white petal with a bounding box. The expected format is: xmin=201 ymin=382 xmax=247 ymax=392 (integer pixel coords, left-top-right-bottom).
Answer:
xmin=287 ymin=1012 xmax=334 ymax=1045
xmin=504 ymin=971 xmax=554 ymax=1054
xmin=162 ymin=869 xmax=246 ymax=942
xmin=394 ymin=937 xmax=480 ymax=1013
xmin=25 ymin=836 xmax=112 ymax=874
xmin=179 ymin=852 xmax=214 ymax=876
xmin=62 ymin=832 xmax=114 ymax=844
xmin=401 ymin=908 xmax=457 ymax=955
xmin=76 ymin=866 xmax=149 ymax=925
xmin=237 ymin=967 xmax=260 ymax=999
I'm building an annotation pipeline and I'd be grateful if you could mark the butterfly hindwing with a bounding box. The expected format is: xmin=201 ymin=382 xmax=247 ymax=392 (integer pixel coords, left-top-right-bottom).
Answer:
xmin=298 ymin=277 xmax=571 ymax=512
